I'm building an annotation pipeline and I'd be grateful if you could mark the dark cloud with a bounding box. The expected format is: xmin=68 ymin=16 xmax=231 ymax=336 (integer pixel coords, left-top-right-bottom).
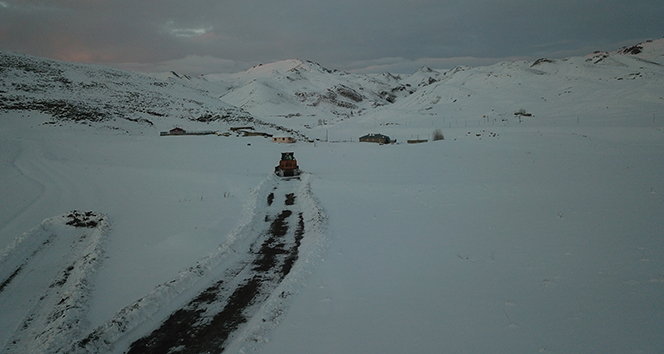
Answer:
xmin=1 ymin=0 xmax=662 ymax=74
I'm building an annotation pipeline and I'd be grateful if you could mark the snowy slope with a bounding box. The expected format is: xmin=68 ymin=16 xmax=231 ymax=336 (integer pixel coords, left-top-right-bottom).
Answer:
xmin=203 ymin=59 xmax=427 ymax=129
xmin=0 ymin=52 xmax=301 ymax=138
xmin=1 ymin=38 xmax=663 ymax=354
xmin=367 ymin=39 xmax=664 ymax=141
xmin=167 ymin=39 xmax=664 ymax=144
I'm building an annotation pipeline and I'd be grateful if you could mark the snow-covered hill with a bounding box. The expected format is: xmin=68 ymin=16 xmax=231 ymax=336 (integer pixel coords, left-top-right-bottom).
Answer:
xmin=0 ymin=52 xmax=304 ymax=138
xmin=198 ymin=59 xmax=418 ymax=129
xmin=3 ymin=39 xmax=663 ymax=139
xmin=396 ymin=39 xmax=664 ymax=122
xmin=1 ymin=38 xmax=663 ymax=354
xmin=165 ymin=39 xmax=663 ymax=141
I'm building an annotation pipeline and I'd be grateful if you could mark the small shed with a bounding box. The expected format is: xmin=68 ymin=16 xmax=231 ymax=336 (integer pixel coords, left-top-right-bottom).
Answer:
xmin=359 ymin=133 xmax=391 ymax=144
xmin=169 ymin=127 xmax=186 ymax=135
xmin=273 ymin=137 xmax=297 ymax=143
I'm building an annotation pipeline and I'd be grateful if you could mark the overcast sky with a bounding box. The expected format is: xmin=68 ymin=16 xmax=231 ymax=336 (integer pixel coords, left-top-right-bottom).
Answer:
xmin=1 ymin=0 xmax=662 ymax=75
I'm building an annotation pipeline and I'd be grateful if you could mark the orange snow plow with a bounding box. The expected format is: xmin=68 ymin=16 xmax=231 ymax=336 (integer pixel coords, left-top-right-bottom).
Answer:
xmin=275 ymin=152 xmax=301 ymax=178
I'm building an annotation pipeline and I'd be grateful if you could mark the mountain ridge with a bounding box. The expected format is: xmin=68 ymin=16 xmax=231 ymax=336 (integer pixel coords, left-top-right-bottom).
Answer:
xmin=1 ymin=38 xmax=663 ymax=138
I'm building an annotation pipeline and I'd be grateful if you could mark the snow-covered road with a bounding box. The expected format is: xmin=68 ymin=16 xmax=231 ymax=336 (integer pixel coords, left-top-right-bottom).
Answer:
xmin=0 ymin=171 xmax=327 ymax=354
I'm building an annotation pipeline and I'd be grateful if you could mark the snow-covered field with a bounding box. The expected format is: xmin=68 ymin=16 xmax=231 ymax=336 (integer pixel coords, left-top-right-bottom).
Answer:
xmin=1 ymin=39 xmax=664 ymax=353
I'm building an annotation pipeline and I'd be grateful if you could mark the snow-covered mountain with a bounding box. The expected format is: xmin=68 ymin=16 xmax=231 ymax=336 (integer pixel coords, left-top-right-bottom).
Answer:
xmin=201 ymin=39 xmax=663 ymax=133
xmin=3 ymin=38 xmax=663 ymax=138
xmin=0 ymin=52 xmax=300 ymax=137
xmin=1 ymin=38 xmax=663 ymax=354
xmin=170 ymin=58 xmax=428 ymax=130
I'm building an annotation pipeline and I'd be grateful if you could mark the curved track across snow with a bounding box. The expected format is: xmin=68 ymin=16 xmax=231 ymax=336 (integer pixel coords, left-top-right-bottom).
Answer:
xmin=0 ymin=211 xmax=109 ymax=354
xmin=0 ymin=173 xmax=326 ymax=354
xmin=75 ymin=173 xmax=326 ymax=354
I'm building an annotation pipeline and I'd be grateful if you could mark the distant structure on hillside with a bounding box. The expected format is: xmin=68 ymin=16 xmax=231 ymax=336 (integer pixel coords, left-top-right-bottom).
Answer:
xmin=407 ymin=139 xmax=427 ymax=144
xmin=272 ymin=137 xmax=296 ymax=143
xmin=359 ymin=133 xmax=391 ymax=144
xmin=160 ymin=127 xmax=216 ymax=136
xmin=160 ymin=127 xmax=186 ymax=136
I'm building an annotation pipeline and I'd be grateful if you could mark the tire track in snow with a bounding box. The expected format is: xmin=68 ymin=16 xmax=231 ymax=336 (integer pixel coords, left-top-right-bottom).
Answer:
xmin=71 ymin=173 xmax=327 ymax=354
xmin=0 ymin=211 xmax=109 ymax=354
